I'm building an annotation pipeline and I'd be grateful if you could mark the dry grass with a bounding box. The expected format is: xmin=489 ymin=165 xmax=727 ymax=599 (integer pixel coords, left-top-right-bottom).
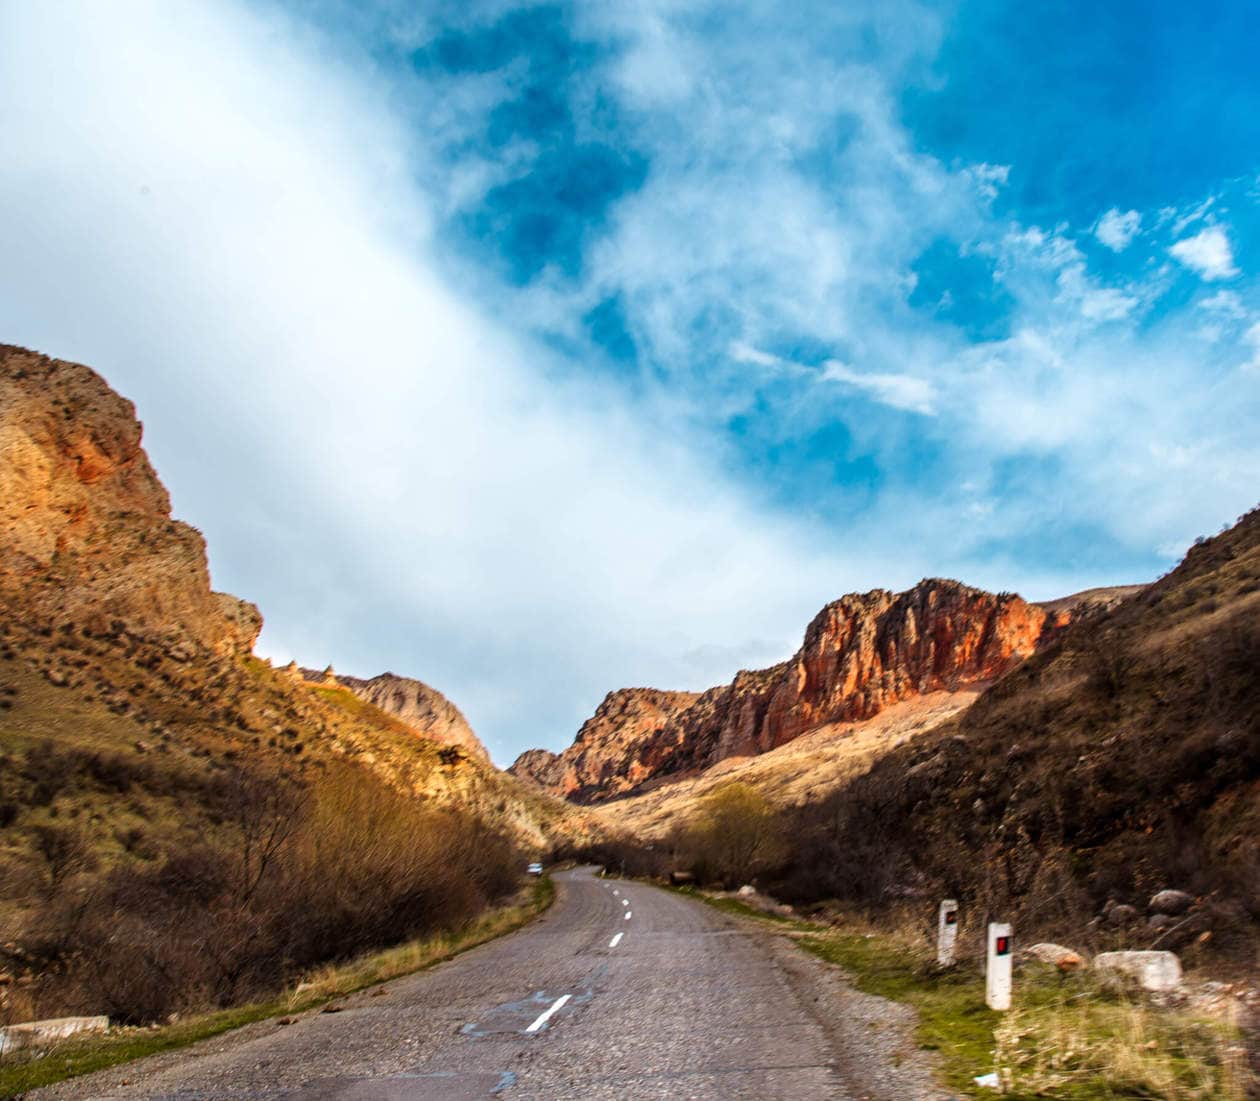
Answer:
xmin=0 ymin=877 xmax=554 ymax=1099
xmin=591 ymin=691 xmax=976 ymax=840
xmin=995 ymin=976 xmax=1252 ymax=1100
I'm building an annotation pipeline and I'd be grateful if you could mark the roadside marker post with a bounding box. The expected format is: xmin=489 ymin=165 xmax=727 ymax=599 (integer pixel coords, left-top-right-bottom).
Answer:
xmin=937 ymin=899 xmax=959 ymax=966
xmin=986 ymin=922 xmax=1013 ymax=1011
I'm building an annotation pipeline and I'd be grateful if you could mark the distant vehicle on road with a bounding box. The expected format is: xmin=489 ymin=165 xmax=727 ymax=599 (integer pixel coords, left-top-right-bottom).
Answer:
xmin=526 ymin=862 xmax=544 ymax=876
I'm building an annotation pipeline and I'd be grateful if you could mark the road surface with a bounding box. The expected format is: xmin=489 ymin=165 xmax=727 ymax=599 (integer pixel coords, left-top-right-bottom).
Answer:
xmin=33 ymin=868 xmax=940 ymax=1100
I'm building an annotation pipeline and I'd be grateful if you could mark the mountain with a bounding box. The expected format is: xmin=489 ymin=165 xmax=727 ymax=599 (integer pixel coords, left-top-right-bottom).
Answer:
xmin=0 ymin=343 xmax=586 ymax=849
xmin=512 ymin=579 xmax=1071 ymax=803
xmin=777 ymin=510 xmax=1260 ymax=937
xmin=297 ymin=667 xmax=490 ymax=764
xmin=0 ymin=343 xmax=261 ymax=657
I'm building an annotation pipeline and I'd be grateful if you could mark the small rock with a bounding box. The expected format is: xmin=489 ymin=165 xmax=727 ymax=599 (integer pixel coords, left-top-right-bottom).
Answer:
xmin=737 ymin=885 xmax=756 ymax=897
xmin=320 ymin=1003 xmax=345 ymax=1014
xmin=1147 ymin=913 xmax=1174 ymax=930
xmin=44 ymin=668 xmax=69 ymax=687
xmin=1023 ymin=943 xmax=1086 ymax=971
xmin=1094 ymin=950 xmax=1183 ymax=992
xmin=1149 ymin=889 xmax=1195 ymax=916
xmin=1107 ymin=904 xmax=1140 ymax=926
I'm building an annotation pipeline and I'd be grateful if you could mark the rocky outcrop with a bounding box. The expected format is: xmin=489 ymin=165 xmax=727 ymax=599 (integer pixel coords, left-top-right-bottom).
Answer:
xmin=0 ymin=345 xmax=256 ymax=655
xmin=516 ymin=580 xmax=1061 ymax=803
xmin=510 ymin=689 xmax=700 ymax=797
xmin=331 ymin=671 xmax=490 ymax=764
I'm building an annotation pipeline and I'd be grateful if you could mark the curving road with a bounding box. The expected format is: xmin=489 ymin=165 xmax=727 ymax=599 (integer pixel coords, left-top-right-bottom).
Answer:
xmin=34 ymin=868 xmax=938 ymax=1101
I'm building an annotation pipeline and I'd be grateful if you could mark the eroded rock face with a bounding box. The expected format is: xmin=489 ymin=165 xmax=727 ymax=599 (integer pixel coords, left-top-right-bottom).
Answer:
xmin=333 ymin=671 xmax=491 ymax=764
xmin=510 ymin=689 xmax=700 ymax=799
xmin=0 ymin=345 xmax=257 ymax=655
xmin=516 ymin=580 xmax=1060 ymax=803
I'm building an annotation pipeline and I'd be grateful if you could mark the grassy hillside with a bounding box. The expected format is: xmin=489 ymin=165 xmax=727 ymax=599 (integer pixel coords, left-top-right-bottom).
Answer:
xmin=0 ymin=610 xmax=588 ymax=1027
xmin=775 ymin=508 xmax=1260 ymax=952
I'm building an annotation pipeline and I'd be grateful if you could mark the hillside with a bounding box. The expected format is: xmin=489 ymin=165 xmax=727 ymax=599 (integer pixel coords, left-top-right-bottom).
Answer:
xmin=0 ymin=344 xmax=608 ymax=1026
xmin=298 ymin=666 xmax=490 ymax=764
xmin=777 ymin=509 xmax=1260 ymax=946
xmin=0 ymin=343 xmax=581 ymax=849
xmin=513 ymin=579 xmax=1069 ymax=803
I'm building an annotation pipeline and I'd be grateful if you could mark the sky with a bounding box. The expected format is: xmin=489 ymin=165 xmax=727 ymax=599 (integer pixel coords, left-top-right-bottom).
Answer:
xmin=2 ymin=1 xmax=1258 ymax=764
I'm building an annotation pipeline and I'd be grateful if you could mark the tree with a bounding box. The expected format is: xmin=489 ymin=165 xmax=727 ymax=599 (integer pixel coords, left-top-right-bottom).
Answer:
xmin=681 ymin=783 xmax=785 ymax=888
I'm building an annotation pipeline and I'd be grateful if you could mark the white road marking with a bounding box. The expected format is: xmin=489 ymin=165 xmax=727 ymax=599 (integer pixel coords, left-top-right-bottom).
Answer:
xmin=609 ymin=932 xmax=623 ymax=948
xmin=612 ymin=889 xmax=619 ymax=895
xmin=525 ymin=994 xmax=572 ymax=1033
xmin=621 ymin=899 xmax=629 ymax=906
xmin=624 ymin=911 xmax=632 ymax=920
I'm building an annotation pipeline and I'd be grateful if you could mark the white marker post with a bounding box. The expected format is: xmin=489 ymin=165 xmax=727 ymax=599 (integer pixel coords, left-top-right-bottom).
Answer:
xmin=986 ymin=922 xmax=1013 ymax=1011
xmin=937 ymin=899 xmax=959 ymax=966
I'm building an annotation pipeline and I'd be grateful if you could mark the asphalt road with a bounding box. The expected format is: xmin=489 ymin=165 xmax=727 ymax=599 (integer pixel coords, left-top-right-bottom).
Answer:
xmin=33 ymin=868 xmax=931 ymax=1101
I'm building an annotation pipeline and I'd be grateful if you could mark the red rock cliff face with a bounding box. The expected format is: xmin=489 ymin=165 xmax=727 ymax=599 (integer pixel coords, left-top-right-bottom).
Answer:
xmin=510 ymin=689 xmax=700 ymax=797
xmin=513 ymin=580 xmax=1060 ymax=803
xmin=0 ymin=345 xmax=259 ymax=655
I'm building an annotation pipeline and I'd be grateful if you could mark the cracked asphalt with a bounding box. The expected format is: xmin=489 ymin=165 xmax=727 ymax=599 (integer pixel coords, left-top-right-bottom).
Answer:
xmin=31 ymin=867 xmax=943 ymax=1101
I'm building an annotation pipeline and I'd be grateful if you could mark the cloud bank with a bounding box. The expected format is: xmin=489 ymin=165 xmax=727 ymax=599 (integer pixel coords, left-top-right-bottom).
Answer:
xmin=1 ymin=0 xmax=1258 ymax=761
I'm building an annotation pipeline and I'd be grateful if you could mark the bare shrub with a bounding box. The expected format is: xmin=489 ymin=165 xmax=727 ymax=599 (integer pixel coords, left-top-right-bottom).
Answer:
xmin=674 ymin=783 xmax=786 ymax=888
xmin=16 ymin=764 xmax=521 ymax=1023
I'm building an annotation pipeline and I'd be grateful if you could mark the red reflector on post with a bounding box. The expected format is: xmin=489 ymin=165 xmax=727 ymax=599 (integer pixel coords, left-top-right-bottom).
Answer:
xmin=996 ymin=936 xmax=1010 ymax=955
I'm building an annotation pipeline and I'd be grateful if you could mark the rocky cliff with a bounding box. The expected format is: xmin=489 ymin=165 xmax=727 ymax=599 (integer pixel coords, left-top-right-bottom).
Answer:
xmin=0 ymin=343 xmax=590 ymax=850
xmin=512 ymin=580 xmax=1064 ymax=802
xmin=511 ymin=689 xmax=700 ymax=796
xmin=775 ymin=510 xmax=1259 ymax=937
xmin=300 ymin=669 xmax=490 ymax=763
xmin=0 ymin=344 xmax=259 ymax=657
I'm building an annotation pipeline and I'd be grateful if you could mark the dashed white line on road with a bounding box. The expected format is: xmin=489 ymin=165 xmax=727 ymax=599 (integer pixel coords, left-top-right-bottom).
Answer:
xmin=624 ymin=911 xmax=632 ymax=920
xmin=609 ymin=932 xmax=623 ymax=948
xmin=621 ymin=899 xmax=629 ymax=906
xmin=525 ymin=994 xmax=572 ymax=1033
xmin=612 ymin=889 xmax=619 ymax=895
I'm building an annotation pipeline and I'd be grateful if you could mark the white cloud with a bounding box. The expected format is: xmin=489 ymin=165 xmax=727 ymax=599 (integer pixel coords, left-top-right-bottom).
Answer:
xmin=820 ymin=360 xmax=937 ymax=415
xmin=1170 ymin=225 xmax=1240 ymax=281
xmin=1245 ymin=322 xmax=1260 ymax=370
xmin=0 ymin=0 xmax=887 ymax=762
xmin=964 ymin=163 xmax=1010 ymax=200
xmin=1199 ymin=290 xmax=1248 ymax=319
xmin=1094 ymin=208 xmax=1141 ymax=252
xmin=2 ymin=0 xmax=1258 ymax=762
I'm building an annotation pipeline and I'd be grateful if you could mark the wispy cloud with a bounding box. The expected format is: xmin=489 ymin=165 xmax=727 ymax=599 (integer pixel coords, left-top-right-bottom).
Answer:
xmin=1 ymin=0 xmax=1258 ymax=761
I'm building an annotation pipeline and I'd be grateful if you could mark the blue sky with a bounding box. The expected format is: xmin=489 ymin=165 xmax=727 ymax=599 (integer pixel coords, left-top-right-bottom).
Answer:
xmin=2 ymin=1 xmax=1258 ymax=761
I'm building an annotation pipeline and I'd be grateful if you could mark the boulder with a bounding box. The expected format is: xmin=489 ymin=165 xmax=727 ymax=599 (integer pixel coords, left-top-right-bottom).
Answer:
xmin=1149 ymin=889 xmax=1195 ymax=916
xmin=737 ymin=885 xmax=757 ymax=897
xmin=1106 ymin=903 xmax=1140 ymax=926
xmin=1094 ymin=950 xmax=1182 ymax=992
xmin=0 ymin=1016 xmax=108 ymax=1056
xmin=1023 ymin=943 xmax=1086 ymax=971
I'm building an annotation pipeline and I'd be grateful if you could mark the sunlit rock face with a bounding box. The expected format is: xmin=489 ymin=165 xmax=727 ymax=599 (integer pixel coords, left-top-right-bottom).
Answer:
xmin=0 ymin=344 xmax=259 ymax=657
xmin=513 ymin=580 xmax=1064 ymax=803
xmin=334 ymin=671 xmax=491 ymax=764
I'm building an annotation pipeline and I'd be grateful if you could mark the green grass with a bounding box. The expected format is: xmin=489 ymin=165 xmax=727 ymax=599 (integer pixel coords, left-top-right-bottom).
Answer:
xmin=0 ymin=877 xmax=554 ymax=1099
xmin=799 ymin=931 xmax=1000 ymax=1095
xmin=665 ymin=886 xmax=1252 ymax=1099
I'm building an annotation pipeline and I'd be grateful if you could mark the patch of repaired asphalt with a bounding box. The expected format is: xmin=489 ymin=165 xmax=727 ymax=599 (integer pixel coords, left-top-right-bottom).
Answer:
xmin=280 ymin=1070 xmax=516 ymax=1099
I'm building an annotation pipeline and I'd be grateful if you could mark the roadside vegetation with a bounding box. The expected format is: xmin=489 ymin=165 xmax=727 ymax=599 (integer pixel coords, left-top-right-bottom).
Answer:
xmin=1 ymin=753 xmax=523 ymax=1029
xmin=0 ymin=876 xmax=553 ymax=1098
xmin=675 ymin=888 xmax=1252 ymax=1100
